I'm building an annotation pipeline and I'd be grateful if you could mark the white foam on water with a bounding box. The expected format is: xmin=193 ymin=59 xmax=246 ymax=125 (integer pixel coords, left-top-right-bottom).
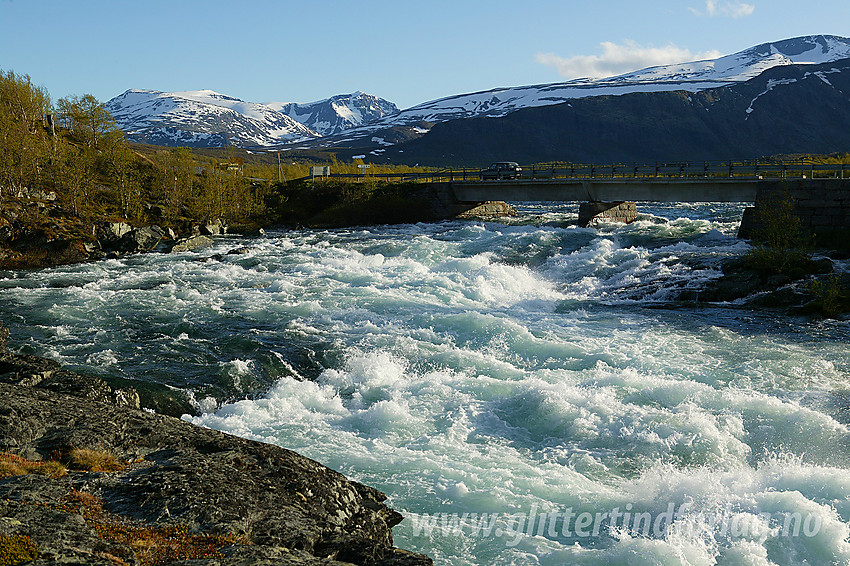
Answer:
xmin=3 ymin=205 xmax=849 ymax=565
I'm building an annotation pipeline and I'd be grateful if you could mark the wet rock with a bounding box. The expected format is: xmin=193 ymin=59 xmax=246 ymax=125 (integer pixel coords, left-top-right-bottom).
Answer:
xmin=0 ymin=383 xmax=430 ymax=565
xmin=168 ymin=235 xmax=214 ymax=253
xmin=227 ymin=246 xmax=253 ymax=255
xmin=0 ymin=350 xmax=139 ymax=410
xmin=95 ymin=221 xmax=133 ymax=244
xmin=687 ymin=255 xmax=841 ymax=313
xmin=0 ymin=325 xmax=431 ymax=565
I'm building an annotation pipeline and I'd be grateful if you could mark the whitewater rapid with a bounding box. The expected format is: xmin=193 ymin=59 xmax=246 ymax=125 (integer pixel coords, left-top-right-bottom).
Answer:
xmin=2 ymin=203 xmax=849 ymax=565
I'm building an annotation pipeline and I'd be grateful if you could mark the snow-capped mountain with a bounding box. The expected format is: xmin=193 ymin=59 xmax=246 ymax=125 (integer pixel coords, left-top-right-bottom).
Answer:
xmin=105 ymin=35 xmax=850 ymax=151
xmin=375 ymin=57 xmax=850 ymax=165
xmin=105 ymin=89 xmax=318 ymax=148
xmin=343 ymin=35 xmax=850 ymax=133
xmin=267 ymin=92 xmax=399 ymax=136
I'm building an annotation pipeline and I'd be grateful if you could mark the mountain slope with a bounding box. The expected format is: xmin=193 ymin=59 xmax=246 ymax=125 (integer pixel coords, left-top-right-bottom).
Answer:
xmin=382 ymin=35 xmax=850 ymax=124
xmin=268 ymin=92 xmax=399 ymax=136
xmin=376 ymin=58 xmax=850 ymax=165
xmin=303 ymin=35 xmax=850 ymax=150
xmin=105 ymin=89 xmax=318 ymax=148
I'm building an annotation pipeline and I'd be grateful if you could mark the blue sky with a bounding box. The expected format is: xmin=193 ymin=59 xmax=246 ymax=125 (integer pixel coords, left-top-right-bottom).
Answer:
xmin=1 ymin=0 xmax=848 ymax=109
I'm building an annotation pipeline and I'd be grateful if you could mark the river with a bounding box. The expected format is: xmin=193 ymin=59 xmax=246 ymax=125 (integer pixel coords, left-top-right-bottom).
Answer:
xmin=2 ymin=202 xmax=849 ymax=565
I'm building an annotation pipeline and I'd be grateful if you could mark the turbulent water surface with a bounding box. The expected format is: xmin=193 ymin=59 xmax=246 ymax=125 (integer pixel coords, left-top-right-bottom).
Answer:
xmin=3 ymin=203 xmax=850 ymax=565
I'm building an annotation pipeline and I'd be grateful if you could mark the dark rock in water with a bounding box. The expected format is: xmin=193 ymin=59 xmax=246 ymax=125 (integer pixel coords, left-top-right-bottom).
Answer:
xmin=228 ymin=225 xmax=266 ymax=237
xmin=454 ymin=201 xmax=517 ymax=221
xmin=687 ymin=255 xmax=839 ymax=313
xmin=94 ymin=221 xmax=133 ymax=245
xmin=0 ymin=324 xmax=432 ymax=565
xmin=227 ymin=246 xmax=253 ymax=255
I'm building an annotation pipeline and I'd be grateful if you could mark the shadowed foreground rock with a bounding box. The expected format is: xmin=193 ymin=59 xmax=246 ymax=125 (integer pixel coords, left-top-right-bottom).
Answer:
xmin=0 ymin=330 xmax=431 ymax=565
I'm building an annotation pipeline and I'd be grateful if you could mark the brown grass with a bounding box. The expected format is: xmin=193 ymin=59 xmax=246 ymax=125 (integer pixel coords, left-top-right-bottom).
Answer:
xmin=67 ymin=448 xmax=126 ymax=472
xmin=0 ymin=454 xmax=67 ymax=479
xmin=62 ymin=489 xmax=247 ymax=565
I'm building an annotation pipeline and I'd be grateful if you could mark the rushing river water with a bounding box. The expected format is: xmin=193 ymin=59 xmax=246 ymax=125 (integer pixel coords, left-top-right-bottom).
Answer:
xmin=2 ymin=202 xmax=850 ymax=565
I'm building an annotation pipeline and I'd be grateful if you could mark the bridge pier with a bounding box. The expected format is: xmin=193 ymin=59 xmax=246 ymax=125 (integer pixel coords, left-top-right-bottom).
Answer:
xmin=738 ymin=179 xmax=850 ymax=249
xmin=578 ymin=201 xmax=638 ymax=227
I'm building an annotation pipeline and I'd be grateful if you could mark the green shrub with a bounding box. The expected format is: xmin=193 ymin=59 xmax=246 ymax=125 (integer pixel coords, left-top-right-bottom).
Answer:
xmin=809 ymin=274 xmax=849 ymax=317
xmin=745 ymin=190 xmax=813 ymax=275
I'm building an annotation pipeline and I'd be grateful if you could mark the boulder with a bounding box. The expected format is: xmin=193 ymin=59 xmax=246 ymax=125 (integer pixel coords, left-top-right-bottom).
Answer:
xmin=116 ymin=225 xmax=166 ymax=253
xmin=200 ymin=218 xmax=227 ymax=236
xmin=168 ymin=235 xmax=214 ymax=253
xmin=95 ymin=221 xmax=133 ymax=243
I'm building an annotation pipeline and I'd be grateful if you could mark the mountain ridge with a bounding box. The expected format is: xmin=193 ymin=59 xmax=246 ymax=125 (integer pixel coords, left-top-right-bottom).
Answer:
xmin=104 ymin=35 xmax=850 ymax=158
xmin=268 ymin=91 xmax=399 ymax=136
xmin=375 ymin=58 xmax=850 ymax=165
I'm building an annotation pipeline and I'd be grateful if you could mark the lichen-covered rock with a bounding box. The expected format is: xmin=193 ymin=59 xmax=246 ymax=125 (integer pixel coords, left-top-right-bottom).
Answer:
xmin=0 ymin=325 xmax=431 ymax=566
xmin=168 ymin=235 xmax=214 ymax=253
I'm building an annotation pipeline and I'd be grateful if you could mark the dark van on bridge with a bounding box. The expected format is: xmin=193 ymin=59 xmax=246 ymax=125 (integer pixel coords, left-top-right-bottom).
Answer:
xmin=480 ymin=162 xmax=522 ymax=180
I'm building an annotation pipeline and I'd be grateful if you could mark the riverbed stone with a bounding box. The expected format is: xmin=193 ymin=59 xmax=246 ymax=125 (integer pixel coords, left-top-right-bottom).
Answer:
xmin=168 ymin=235 xmax=214 ymax=253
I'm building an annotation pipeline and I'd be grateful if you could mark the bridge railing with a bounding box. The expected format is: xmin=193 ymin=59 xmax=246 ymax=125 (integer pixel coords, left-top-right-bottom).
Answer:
xmin=314 ymin=160 xmax=850 ymax=183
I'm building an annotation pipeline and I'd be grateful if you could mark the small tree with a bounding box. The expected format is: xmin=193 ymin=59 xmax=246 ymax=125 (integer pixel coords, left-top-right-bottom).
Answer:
xmin=56 ymin=94 xmax=115 ymax=150
xmin=745 ymin=189 xmax=812 ymax=274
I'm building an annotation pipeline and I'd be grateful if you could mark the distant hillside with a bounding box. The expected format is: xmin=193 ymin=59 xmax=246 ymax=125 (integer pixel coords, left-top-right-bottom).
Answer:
xmin=375 ymin=58 xmax=850 ymax=165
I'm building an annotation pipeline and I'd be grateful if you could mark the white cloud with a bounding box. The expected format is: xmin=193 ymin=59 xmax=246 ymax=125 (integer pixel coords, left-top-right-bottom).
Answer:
xmin=689 ymin=1 xmax=755 ymax=18
xmin=535 ymin=41 xmax=723 ymax=80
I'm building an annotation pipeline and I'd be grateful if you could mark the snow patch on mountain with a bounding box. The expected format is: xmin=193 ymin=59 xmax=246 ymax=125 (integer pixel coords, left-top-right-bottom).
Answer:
xmin=268 ymin=91 xmax=399 ymax=136
xmin=105 ymin=89 xmax=317 ymax=147
xmin=106 ymin=35 xmax=850 ymax=150
xmin=372 ymin=35 xmax=850 ymax=128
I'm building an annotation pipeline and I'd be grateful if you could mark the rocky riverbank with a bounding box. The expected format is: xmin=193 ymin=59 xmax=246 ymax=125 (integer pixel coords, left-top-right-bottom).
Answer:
xmin=677 ymin=254 xmax=850 ymax=316
xmin=0 ymin=326 xmax=431 ymax=565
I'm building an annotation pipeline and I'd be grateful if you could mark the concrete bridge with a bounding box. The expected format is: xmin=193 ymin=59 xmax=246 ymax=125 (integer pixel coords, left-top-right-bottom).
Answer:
xmin=437 ymin=177 xmax=849 ymax=243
